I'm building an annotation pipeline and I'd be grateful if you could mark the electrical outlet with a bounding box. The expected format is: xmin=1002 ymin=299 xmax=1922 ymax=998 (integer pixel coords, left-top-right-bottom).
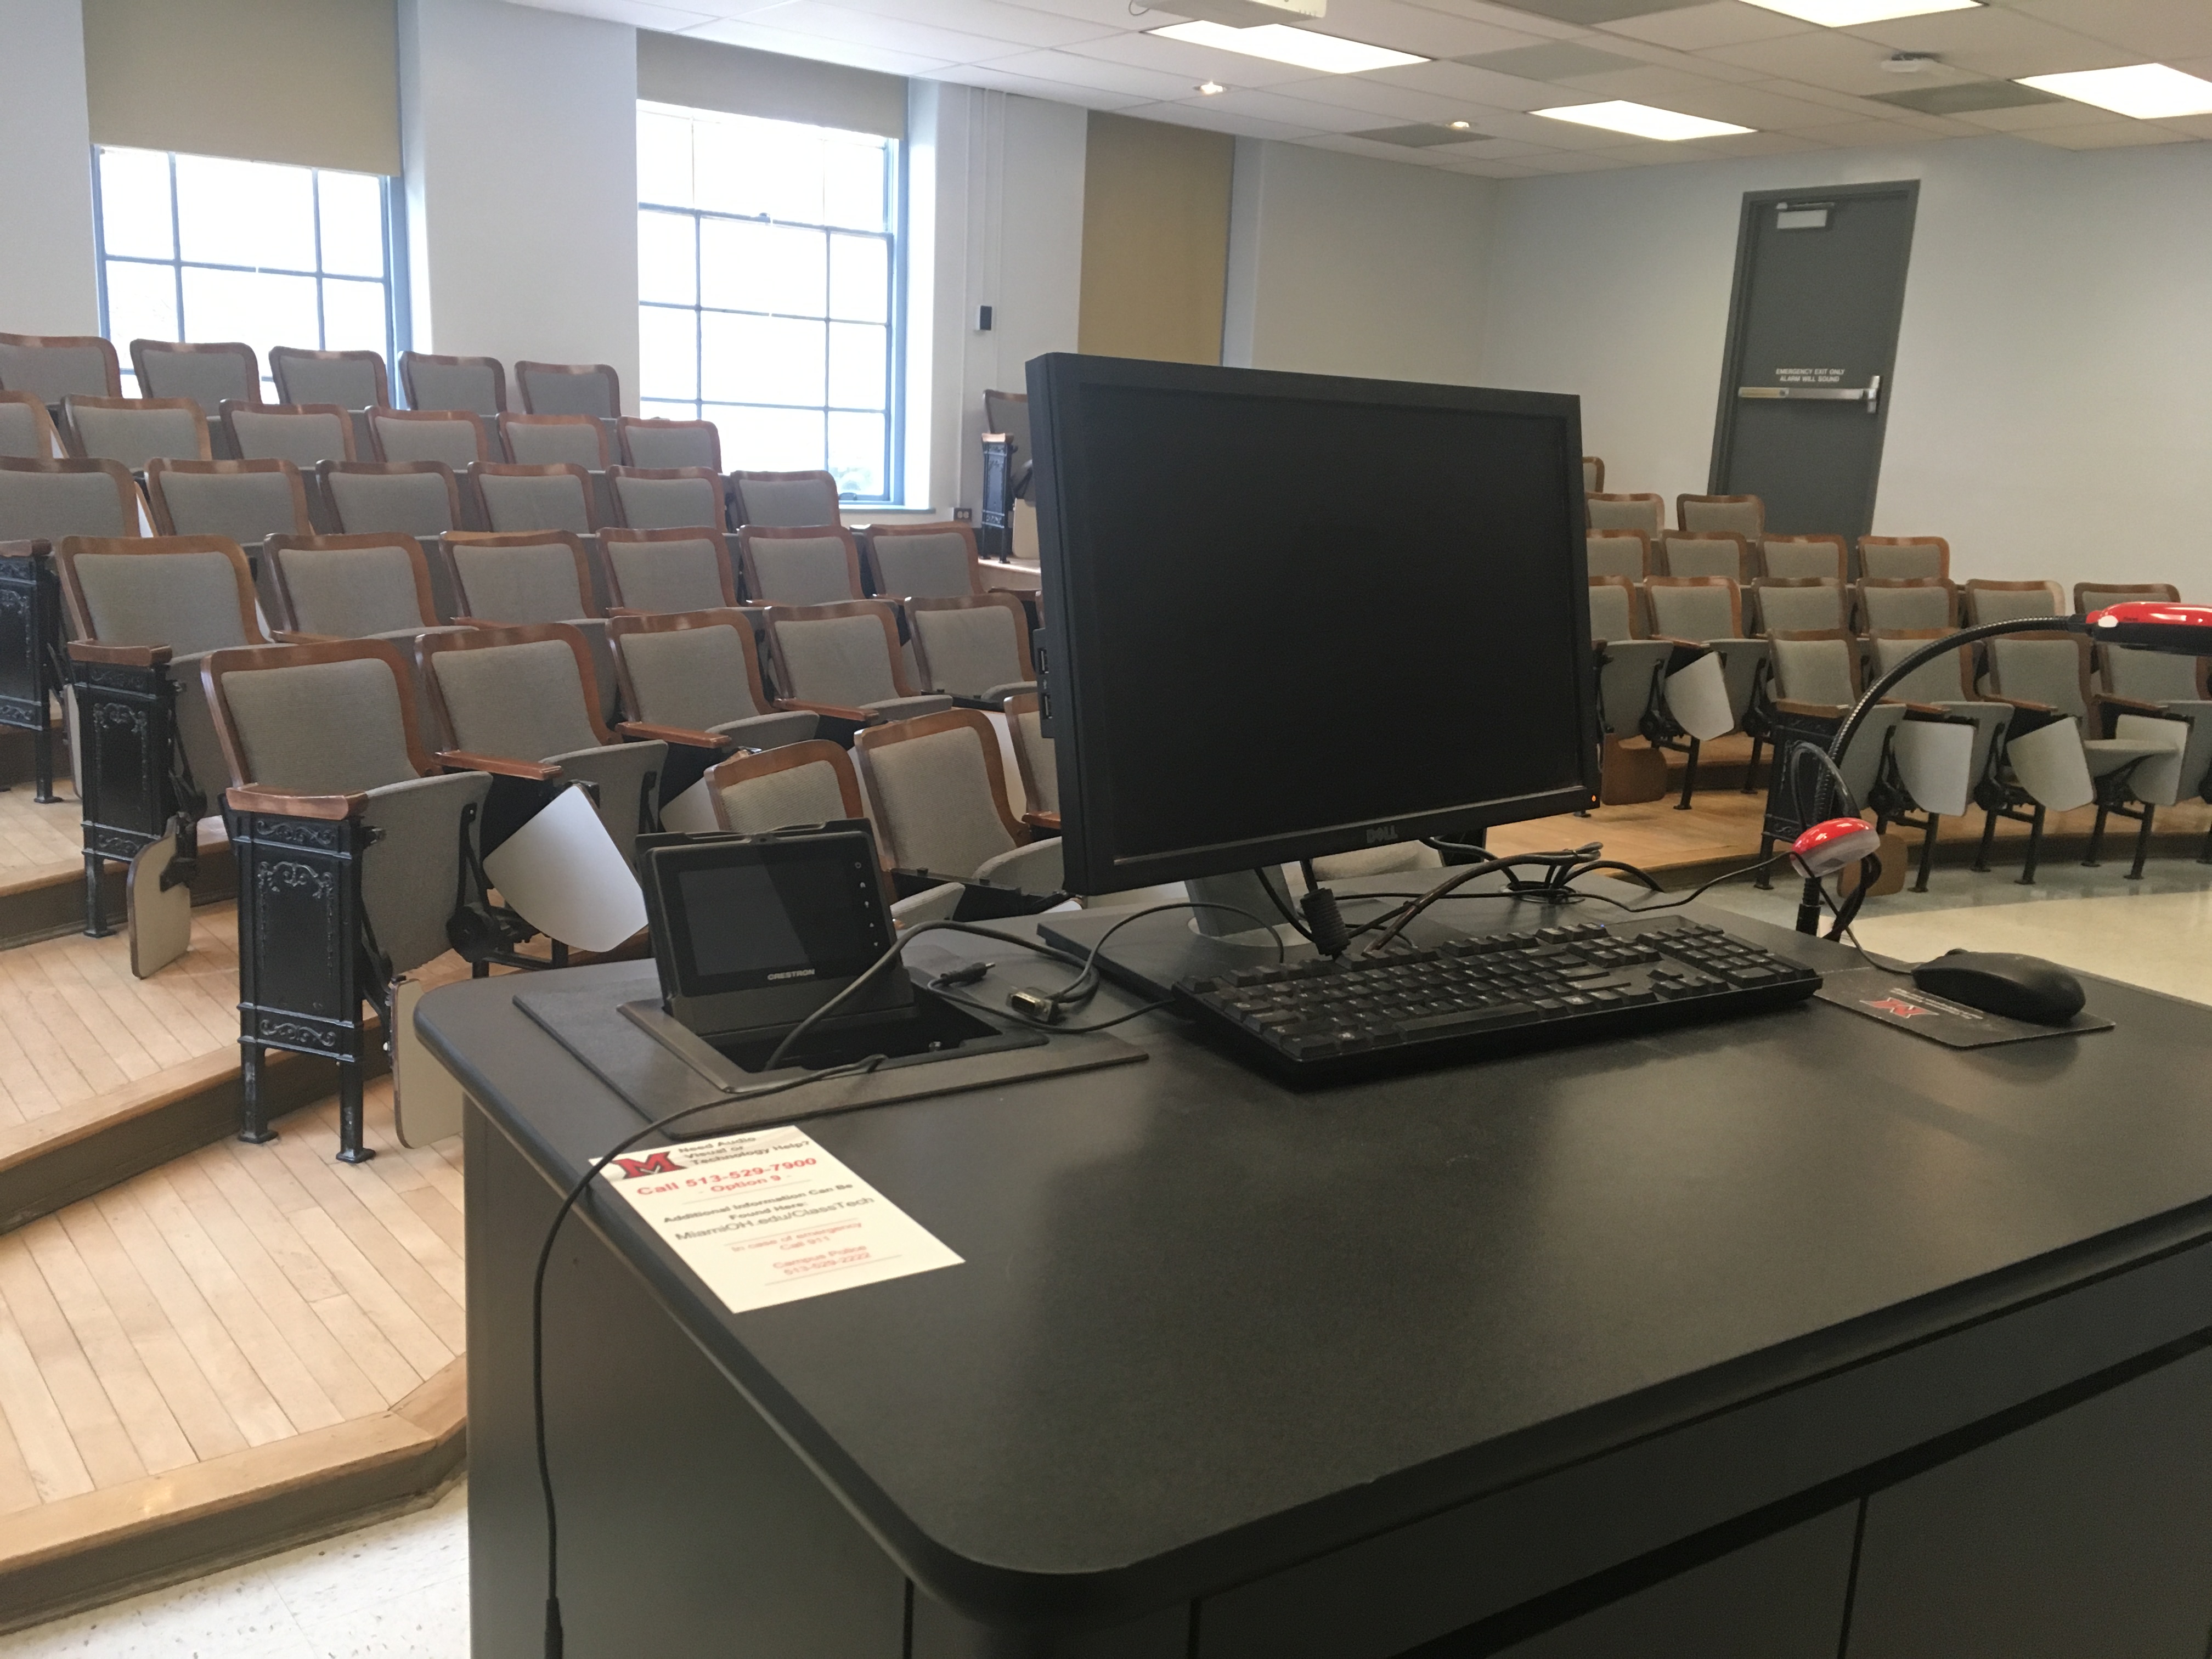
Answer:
xmin=952 ymin=507 xmax=973 ymax=521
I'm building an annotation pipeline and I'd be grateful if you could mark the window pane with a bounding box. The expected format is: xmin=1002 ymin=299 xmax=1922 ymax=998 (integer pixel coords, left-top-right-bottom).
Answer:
xmin=182 ymin=268 xmax=319 ymax=368
xmin=641 ymin=398 xmax=698 ymax=424
xmin=176 ymin=155 xmax=316 ymax=271
xmin=699 ymin=219 xmax=827 ymax=319
xmin=822 ymin=139 xmax=889 ymax=233
xmin=827 ymin=235 xmax=889 ymax=324
xmin=105 ymin=260 xmax=179 ymax=348
xmin=712 ymin=404 xmax=822 ymax=474
xmin=639 ymin=210 xmax=696 ymax=306
xmin=828 ymin=323 xmax=887 ymax=411
xmin=827 ymin=413 xmax=885 ymax=501
xmin=638 ymin=111 xmax=693 ymax=208
xmin=704 ymin=314 xmax=825 ymax=407
xmin=321 ymin=277 xmax=387 ymax=355
xmin=98 ymin=149 xmax=174 ymax=259
xmin=641 ymin=306 xmax=699 ymax=402
xmin=318 ymin=171 xmax=385 ymax=278
xmin=697 ymin=117 xmax=821 ymax=224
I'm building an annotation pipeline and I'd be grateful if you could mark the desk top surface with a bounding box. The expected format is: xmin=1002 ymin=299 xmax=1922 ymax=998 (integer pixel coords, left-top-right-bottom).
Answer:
xmin=421 ymin=895 xmax=2212 ymax=1625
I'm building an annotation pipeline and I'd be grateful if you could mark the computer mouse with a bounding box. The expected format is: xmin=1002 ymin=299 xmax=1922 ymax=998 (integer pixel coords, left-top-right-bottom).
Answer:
xmin=1911 ymin=950 xmax=2085 ymax=1025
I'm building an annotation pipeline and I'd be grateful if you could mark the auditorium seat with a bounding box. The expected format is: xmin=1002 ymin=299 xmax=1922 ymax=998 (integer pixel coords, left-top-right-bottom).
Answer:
xmin=469 ymin=461 xmax=598 ymax=533
xmin=269 ymin=346 xmax=390 ymax=411
xmin=1002 ymin=689 xmax=1057 ymax=825
xmin=730 ymin=469 xmax=842 ymax=528
xmin=739 ymin=524 xmax=866 ymax=605
xmin=854 ymin=709 xmax=1063 ymax=894
xmin=515 ymin=361 xmax=620 ymax=419
xmin=1854 ymin=577 xmax=1959 ymax=635
xmin=762 ymin=600 xmax=952 ymax=732
xmin=440 ymin=529 xmax=614 ymax=716
xmin=1760 ymin=534 xmax=1848 ymax=584
xmin=863 ymin=521 xmax=987 ymax=600
xmin=1677 ymin=494 xmax=1763 ymax=538
xmin=608 ymin=610 xmax=819 ymax=760
xmin=1963 ymin=579 xmax=2066 ymax=628
xmin=1583 ymin=529 xmax=1649 ymax=582
xmin=399 ymin=351 xmax=507 ymax=419
xmin=319 ymin=461 xmax=464 ymax=540
xmin=1859 ymin=535 xmax=1949 ymax=582
xmin=0 ymin=392 xmax=65 ymax=460
xmin=63 ymin=396 xmax=211 ymax=467
xmin=0 ymin=457 xmax=147 ymax=540
xmin=600 ymin=527 xmax=738 ymax=613
xmin=1753 ymin=577 xmax=1848 ymax=636
xmin=1581 ymin=456 xmax=1603 ymax=494
xmin=607 ymin=465 xmax=725 ymax=531
xmin=368 ymin=407 xmax=492 ymax=467
xmin=498 ymin=413 xmax=608 ymax=469
xmin=144 ymin=459 xmax=312 ymax=553
xmin=1657 ymin=531 xmax=1755 ymax=582
xmin=0 ymin=332 xmax=122 ymax=403
xmin=706 ymin=737 xmax=864 ymax=834
xmin=2075 ymin=582 xmax=2179 ymax=614
xmin=1585 ymin=492 xmax=1665 ymax=539
xmin=223 ymin=401 xmax=357 ymax=466
xmin=129 ymin=341 xmax=257 ymax=431
xmin=1588 ymin=577 xmax=1671 ymax=798
xmin=1644 ymin=575 xmax=1768 ymax=806
xmin=617 ymin=416 xmax=721 ymax=471
xmin=905 ymin=594 xmax=1037 ymax=703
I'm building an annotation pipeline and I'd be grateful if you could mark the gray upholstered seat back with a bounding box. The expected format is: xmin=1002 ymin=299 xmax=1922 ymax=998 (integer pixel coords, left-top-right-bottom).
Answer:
xmin=478 ymin=472 xmax=592 ymax=533
xmin=1762 ymin=541 xmax=1840 ymax=581
xmin=2106 ymin=646 xmax=2200 ymax=705
xmin=737 ymin=477 xmax=838 ymax=528
xmin=221 ymin=658 xmax=419 ymax=793
xmin=0 ymin=402 xmax=55 ymax=459
xmin=750 ymin=535 xmax=853 ymax=605
xmin=1583 ymin=535 xmax=1643 ymax=582
xmin=274 ymin=356 xmax=380 ymax=408
xmin=72 ymin=405 xmax=204 ymax=469
xmin=158 ymin=471 xmax=300 ymax=543
xmin=405 ymin=359 xmax=502 ymax=417
xmin=0 ymin=471 xmax=133 ymax=540
xmin=359 ymin=771 xmax=493 ymax=975
xmin=451 ymin=541 xmax=583 ymax=623
xmin=1873 ymin=637 xmax=1965 ymax=704
xmin=1587 ymin=496 xmax=1662 ymax=535
xmin=2078 ymin=586 xmax=2170 ymax=614
xmin=1660 ymin=536 xmax=1741 ymax=580
xmin=624 ymin=426 xmax=717 ymax=469
xmin=1681 ymin=498 xmax=1761 ymax=536
xmin=1861 ymin=542 xmax=1944 ymax=580
xmin=373 ymin=415 xmax=480 ymax=467
xmin=0 ymin=341 xmax=110 ymax=402
xmin=912 ymin=607 xmax=1021 ymax=696
xmin=1968 ymin=585 xmax=2061 ymax=626
xmin=619 ymin=628 xmax=764 ymax=729
xmin=433 ymin=640 xmax=600 ymax=758
xmin=1757 ymin=584 xmax=1844 ymax=634
xmin=327 ymin=471 xmax=454 ymax=535
xmin=607 ymin=536 xmax=723 ymax=612
xmin=140 ymin=351 xmax=253 ymax=407
xmin=613 ymin=473 xmax=720 ymax=530
xmin=1859 ymin=584 xmax=1951 ymax=632
xmin=867 ymin=727 xmax=1015 ymax=878
xmin=1989 ymin=639 xmax=2086 ymax=718
xmin=1587 ymin=583 xmax=1634 ymax=642
xmin=1012 ymin=707 xmax=1056 ymax=814
xmin=872 ymin=533 xmax=972 ymax=599
xmin=1580 ymin=458 xmax=1600 ymax=493
xmin=1771 ymin=639 xmax=1854 ymax=707
xmin=719 ymin=759 xmax=845 ymax=836
xmin=279 ymin=544 xmax=425 ymax=636
xmin=1646 ymin=584 xmax=1735 ymax=643
xmin=504 ymin=424 xmax=602 ymax=467
xmin=74 ymin=551 xmax=248 ymax=654
xmin=520 ymin=368 xmax=615 ymax=417
xmin=230 ymin=408 xmax=350 ymax=466
xmin=775 ymin=614 xmax=898 ymax=704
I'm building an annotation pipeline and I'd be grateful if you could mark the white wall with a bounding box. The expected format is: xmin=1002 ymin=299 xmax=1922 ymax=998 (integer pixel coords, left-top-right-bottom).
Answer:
xmin=398 ymin=0 xmax=639 ymax=409
xmin=1481 ymin=134 xmax=2212 ymax=593
xmin=0 ymin=0 xmax=100 ymax=335
xmin=1223 ymin=140 xmax=1494 ymax=385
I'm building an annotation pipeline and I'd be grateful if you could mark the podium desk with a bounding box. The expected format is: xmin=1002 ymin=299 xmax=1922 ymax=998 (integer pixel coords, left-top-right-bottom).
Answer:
xmin=421 ymin=901 xmax=2212 ymax=1659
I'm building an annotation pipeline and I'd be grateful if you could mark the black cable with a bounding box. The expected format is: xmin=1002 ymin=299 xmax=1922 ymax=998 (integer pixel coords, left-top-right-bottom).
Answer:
xmin=1358 ymin=845 xmax=1603 ymax=956
xmin=1814 ymin=877 xmax=1917 ymax=973
xmin=1256 ymin=867 xmax=1316 ymax=941
xmin=1597 ymin=849 xmax=1796 ymax=913
xmin=533 ymin=1052 xmax=889 ymax=1659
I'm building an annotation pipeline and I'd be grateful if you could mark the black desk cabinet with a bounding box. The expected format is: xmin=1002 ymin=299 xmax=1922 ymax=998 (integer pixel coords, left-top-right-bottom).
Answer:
xmin=430 ymin=901 xmax=2212 ymax=1659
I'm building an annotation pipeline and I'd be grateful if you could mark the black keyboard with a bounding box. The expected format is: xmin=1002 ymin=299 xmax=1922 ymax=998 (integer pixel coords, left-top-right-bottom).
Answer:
xmin=1178 ymin=917 xmax=1821 ymax=1083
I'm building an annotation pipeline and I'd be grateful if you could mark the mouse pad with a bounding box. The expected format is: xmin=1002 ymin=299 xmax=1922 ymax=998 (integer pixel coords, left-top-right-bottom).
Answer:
xmin=1815 ymin=967 xmax=2113 ymax=1048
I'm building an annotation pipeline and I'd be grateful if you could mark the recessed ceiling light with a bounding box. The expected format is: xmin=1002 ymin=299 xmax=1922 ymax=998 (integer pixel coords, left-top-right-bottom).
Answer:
xmin=2016 ymin=63 xmax=2212 ymax=120
xmin=1197 ymin=80 xmax=1227 ymax=94
xmin=1148 ymin=20 xmax=1429 ymax=75
xmin=1740 ymin=0 xmax=1979 ymax=24
xmin=1449 ymin=120 xmax=1471 ymax=129
xmin=1534 ymin=101 xmax=1754 ymax=141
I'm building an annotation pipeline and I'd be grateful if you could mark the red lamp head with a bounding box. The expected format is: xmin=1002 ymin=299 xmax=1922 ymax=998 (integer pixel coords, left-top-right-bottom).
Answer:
xmin=1791 ymin=817 xmax=1882 ymax=878
xmin=2085 ymin=602 xmax=2212 ymax=653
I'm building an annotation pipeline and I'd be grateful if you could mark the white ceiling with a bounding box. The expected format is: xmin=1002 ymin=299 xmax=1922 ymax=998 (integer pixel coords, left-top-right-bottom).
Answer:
xmin=514 ymin=0 xmax=2212 ymax=177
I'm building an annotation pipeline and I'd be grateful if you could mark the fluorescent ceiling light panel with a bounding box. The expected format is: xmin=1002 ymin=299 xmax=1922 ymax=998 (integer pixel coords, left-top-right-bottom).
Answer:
xmin=2016 ymin=64 xmax=2212 ymax=120
xmin=1740 ymin=0 xmax=1979 ymax=24
xmin=1534 ymin=100 xmax=1753 ymax=140
xmin=1147 ymin=21 xmax=1427 ymax=74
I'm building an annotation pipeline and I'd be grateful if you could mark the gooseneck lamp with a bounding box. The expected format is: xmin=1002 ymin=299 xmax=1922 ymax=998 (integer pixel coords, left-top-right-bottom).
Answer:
xmin=1790 ymin=602 xmax=2212 ymax=936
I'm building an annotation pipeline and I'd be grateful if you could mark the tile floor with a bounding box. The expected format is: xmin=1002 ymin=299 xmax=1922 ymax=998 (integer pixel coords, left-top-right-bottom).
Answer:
xmin=8 ymin=856 xmax=2212 ymax=1657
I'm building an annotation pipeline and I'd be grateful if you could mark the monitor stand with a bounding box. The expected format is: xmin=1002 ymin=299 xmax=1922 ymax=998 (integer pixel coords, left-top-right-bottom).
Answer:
xmin=1040 ymin=871 xmax=1322 ymax=1002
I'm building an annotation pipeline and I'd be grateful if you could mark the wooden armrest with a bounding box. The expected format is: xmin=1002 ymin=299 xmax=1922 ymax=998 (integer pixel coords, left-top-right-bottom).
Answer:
xmin=1990 ymin=696 xmax=2058 ymax=716
xmin=225 ymin=785 xmax=366 ymax=820
xmin=1022 ymin=810 xmax=1062 ymax=833
xmin=1899 ymin=702 xmax=1951 ymax=718
xmin=69 ymin=640 xmax=171 ymax=667
xmin=2097 ymin=695 xmax=2174 ymax=718
xmin=775 ymin=698 xmax=879 ymax=724
xmin=437 ymin=749 xmax=562 ymax=781
xmin=1770 ymin=699 xmax=1844 ymax=720
xmin=617 ymin=720 xmax=731 ymax=750
xmin=1654 ymin=635 xmax=1706 ymax=653
xmin=271 ymin=630 xmax=345 ymax=645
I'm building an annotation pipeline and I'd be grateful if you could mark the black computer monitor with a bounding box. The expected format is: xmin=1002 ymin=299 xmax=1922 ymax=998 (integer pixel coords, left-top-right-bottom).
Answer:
xmin=1028 ymin=354 xmax=1598 ymax=897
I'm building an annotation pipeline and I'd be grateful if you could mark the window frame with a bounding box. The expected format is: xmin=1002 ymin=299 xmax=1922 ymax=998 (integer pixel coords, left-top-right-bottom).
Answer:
xmin=635 ymin=103 xmax=905 ymax=509
xmin=89 ymin=144 xmax=403 ymax=400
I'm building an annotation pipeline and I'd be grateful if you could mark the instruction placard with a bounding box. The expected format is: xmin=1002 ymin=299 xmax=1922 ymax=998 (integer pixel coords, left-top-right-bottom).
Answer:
xmin=602 ymin=1125 xmax=962 ymax=1314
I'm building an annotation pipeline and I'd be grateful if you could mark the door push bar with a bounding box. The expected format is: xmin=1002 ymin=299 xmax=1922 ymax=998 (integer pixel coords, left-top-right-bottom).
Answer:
xmin=1739 ymin=374 xmax=1881 ymax=415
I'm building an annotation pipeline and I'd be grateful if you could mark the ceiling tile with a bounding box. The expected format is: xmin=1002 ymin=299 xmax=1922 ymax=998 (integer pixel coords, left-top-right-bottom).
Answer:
xmin=1176 ymin=86 xmax=1390 ymax=128
xmin=1266 ymin=71 xmax=1508 ymax=120
xmin=1843 ymin=8 xmax=2136 ymax=79
xmin=1432 ymin=154 xmax=1544 ymax=173
xmin=936 ymin=64 xmax=1152 ymax=106
xmin=1515 ymin=144 xmax=1662 ymax=168
xmin=2016 ymin=119 xmax=2199 ymax=150
xmin=1554 ymin=32 xmax=1765 ymax=80
xmin=1595 ymin=1 xmax=1810 ymax=50
xmin=1471 ymin=0 xmax=1711 ymax=24
xmin=1348 ymin=120 xmax=1504 ymax=142
xmin=2156 ymin=112 xmax=2212 ymax=141
xmin=1948 ymin=97 xmax=2120 ymax=131
xmin=710 ymin=1 xmax=1009 ymax=61
xmin=510 ymin=0 xmax=716 ymax=27
xmin=1394 ymin=0 xmax=1593 ymax=37
xmin=1790 ymin=115 xmax=1946 ymax=146
xmin=678 ymin=16 xmax=956 ymax=71
xmin=1476 ymin=106 xmax=1662 ymax=144
xmin=822 ymin=0 xmax=1122 ymax=50
xmin=1543 ymin=61 xmax=1841 ymax=126
xmin=1702 ymin=28 xmax=1979 ymax=95
xmin=975 ymin=46 xmax=1203 ymax=98
xmin=1316 ymin=0 xmax=1560 ymax=58
xmin=1459 ymin=40 xmax=1648 ymax=76
xmin=1674 ymin=125 xmax=1825 ymax=154
xmin=1743 ymin=75 xmax=1921 ymax=117
xmin=1364 ymin=57 xmax=1573 ymax=109
xmin=2007 ymin=0 xmax=2212 ymax=63
xmin=1130 ymin=98 xmax=1325 ymax=137
xmin=1049 ymin=27 xmax=1325 ymax=87
xmin=988 ymin=0 xmax=1188 ymax=22
xmin=1866 ymin=77 xmax=2064 ymax=115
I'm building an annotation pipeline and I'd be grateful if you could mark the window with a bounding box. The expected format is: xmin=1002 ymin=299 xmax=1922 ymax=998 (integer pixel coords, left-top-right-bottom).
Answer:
xmin=93 ymin=146 xmax=398 ymax=399
xmin=637 ymin=103 xmax=900 ymax=506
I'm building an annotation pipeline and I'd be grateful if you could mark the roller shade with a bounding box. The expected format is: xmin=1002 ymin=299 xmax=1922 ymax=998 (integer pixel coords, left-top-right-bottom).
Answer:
xmin=637 ymin=30 xmax=905 ymax=142
xmin=83 ymin=0 xmax=399 ymax=176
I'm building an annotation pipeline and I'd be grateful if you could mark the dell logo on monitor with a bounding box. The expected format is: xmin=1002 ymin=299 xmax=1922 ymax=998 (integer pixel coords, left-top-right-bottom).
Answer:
xmin=1365 ymin=825 xmax=1399 ymax=844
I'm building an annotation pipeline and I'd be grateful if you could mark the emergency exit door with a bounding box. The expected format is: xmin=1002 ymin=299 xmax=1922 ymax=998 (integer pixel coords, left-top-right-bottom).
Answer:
xmin=1708 ymin=181 xmax=1918 ymax=548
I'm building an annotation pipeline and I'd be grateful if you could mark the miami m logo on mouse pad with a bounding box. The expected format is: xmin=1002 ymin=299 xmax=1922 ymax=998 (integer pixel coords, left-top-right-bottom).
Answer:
xmin=1815 ymin=968 xmax=2112 ymax=1049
